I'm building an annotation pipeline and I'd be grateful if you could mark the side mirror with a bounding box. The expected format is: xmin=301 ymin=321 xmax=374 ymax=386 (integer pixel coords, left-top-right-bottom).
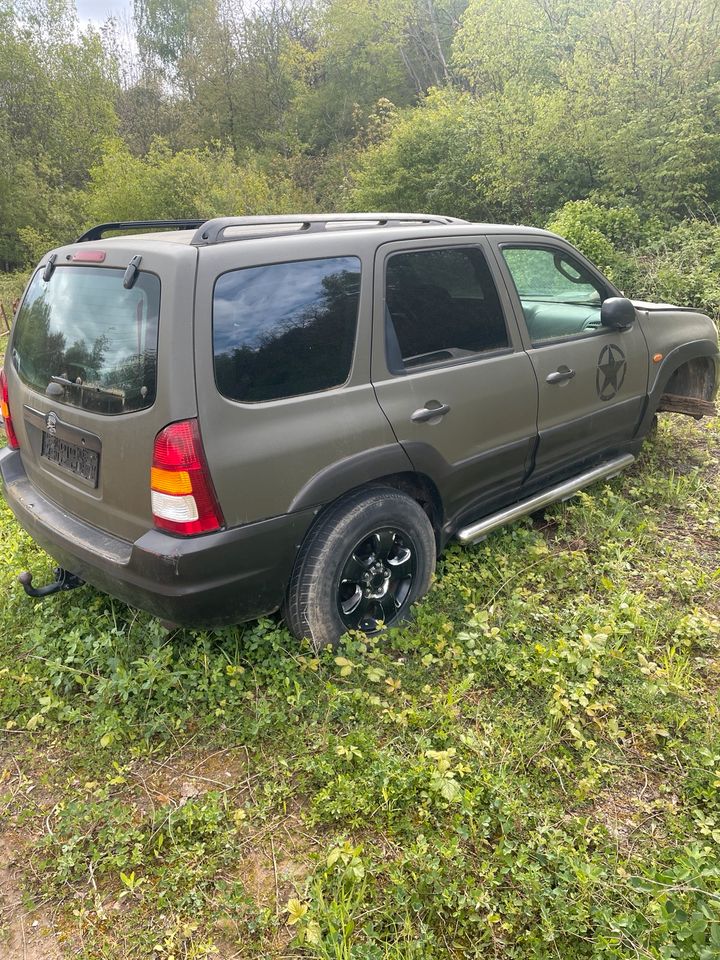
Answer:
xmin=601 ymin=296 xmax=636 ymax=331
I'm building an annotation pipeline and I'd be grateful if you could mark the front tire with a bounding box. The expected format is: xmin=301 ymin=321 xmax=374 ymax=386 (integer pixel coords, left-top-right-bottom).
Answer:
xmin=284 ymin=486 xmax=436 ymax=649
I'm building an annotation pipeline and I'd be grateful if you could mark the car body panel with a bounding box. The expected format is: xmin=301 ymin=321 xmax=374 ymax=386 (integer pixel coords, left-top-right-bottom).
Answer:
xmin=0 ymin=444 xmax=316 ymax=627
xmin=518 ymin=330 xmax=649 ymax=474
xmin=634 ymin=305 xmax=719 ymax=396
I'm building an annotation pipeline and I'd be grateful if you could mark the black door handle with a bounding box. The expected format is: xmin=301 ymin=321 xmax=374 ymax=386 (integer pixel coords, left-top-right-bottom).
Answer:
xmin=411 ymin=402 xmax=451 ymax=423
xmin=546 ymin=368 xmax=576 ymax=384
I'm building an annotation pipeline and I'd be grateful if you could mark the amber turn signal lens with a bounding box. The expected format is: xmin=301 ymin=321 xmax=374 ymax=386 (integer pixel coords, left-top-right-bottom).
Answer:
xmin=653 ymin=353 xmax=663 ymax=363
xmin=151 ymin=467 xmax=193 ymax=495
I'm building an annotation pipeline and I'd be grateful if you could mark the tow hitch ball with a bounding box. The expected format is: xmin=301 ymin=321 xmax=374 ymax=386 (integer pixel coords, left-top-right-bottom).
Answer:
xmin=17 ymin=567 xmax=85 ymax=598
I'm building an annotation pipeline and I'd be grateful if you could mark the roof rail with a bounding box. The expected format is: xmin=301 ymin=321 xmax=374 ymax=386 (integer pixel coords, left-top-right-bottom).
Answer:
xmin=190 ymin=213 xmax=469 ymax=246
xmin=76 ymin=220 xmax=205 ymax=242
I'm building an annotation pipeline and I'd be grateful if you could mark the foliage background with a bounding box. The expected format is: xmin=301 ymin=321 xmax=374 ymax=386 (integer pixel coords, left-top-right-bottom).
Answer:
xmin=2 ymin=3 xmax=720 ymax=958
xmin=1 ymin=0 xmax=720 ymax=316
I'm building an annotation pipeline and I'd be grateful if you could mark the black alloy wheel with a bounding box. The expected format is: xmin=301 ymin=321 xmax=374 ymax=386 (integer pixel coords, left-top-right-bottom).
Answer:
xmin=284 ymin=485 xmax=436 ymax=649
xmin=337 ymin=527 xmax=417 ymax=632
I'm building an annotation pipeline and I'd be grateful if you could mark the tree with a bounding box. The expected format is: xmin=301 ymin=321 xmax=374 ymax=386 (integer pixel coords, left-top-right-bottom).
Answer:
xmin=83 ymin=138 xmax=307 ymax=225
xmin=133 ymin=0 xmax=208 ymax=75
xmin=451 ymin=0 xmax=720 ymax=216
xmin=0 ymin=2 xmax=118 ymax=266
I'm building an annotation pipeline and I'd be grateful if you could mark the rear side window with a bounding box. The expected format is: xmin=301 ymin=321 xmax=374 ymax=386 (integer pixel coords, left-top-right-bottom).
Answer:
xmin=213 ymin=257 xmax=361 ymax=403
xmin=12 ymin=266 xmax=160 ymax=414
xmin=384 ymin=246 xmax=509 ymax=373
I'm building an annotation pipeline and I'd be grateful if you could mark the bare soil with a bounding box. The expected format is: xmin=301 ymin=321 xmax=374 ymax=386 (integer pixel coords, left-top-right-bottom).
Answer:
xmin=0 ymin=832 xmax=64 ymax=960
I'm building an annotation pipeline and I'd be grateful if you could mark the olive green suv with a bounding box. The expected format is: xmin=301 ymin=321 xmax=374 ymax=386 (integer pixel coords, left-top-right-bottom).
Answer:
xmin=1 ymin=213 xmax=718 ymax=647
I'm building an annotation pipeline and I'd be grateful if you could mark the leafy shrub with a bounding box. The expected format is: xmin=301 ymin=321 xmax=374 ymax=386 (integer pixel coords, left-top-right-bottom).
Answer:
xmin=545 ymin=200 xmax=650 ymax=290
xmin=349 ymin=89 xmax=485 ymax=220
xmin=633 ymin=220 xmax=720 ymax=319
xmin=83 ymin=138 xmax=309 ymax=226
xmin=546 ymin=201 xmax=720 ymax=318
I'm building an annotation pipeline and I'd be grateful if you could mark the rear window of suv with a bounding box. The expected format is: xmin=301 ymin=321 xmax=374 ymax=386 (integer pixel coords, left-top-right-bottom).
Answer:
xmin=12 ymin=266 xmax=160 ymax=414
xmin=213 ymin=256 xmax=361 ymax=403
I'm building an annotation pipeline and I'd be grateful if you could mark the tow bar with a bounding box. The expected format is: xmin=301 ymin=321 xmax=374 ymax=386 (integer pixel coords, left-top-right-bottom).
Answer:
xmin=18 ymin=567 xmax=85 ymax=598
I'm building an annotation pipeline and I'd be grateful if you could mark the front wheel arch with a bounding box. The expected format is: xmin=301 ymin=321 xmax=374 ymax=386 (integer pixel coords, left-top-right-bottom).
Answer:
xmin=661 ymin=356 xmax=716 ymax=400
xmin=637 ymin=343 xmax=719 ymax=436
xmin=652 ymin=356 xmax=717 ymax=422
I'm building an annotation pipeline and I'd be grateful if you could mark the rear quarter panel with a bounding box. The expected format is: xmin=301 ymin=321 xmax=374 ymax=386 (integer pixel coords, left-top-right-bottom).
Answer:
xmin=193 ymin=233 xmax=405 ymax=527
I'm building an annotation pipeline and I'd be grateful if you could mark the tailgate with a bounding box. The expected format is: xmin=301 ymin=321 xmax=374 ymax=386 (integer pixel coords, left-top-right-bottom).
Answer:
xmin=5 ymin=239 xmax=199 ymax=543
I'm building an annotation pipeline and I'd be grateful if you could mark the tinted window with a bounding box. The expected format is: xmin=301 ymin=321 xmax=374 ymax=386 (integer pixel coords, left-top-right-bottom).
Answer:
xmin=214 ymin=257 xmax=360 ymax=402
xmin=501 ymin=246 xmax=606 ymax=343
xmin=385 ymin=247 xmax=509 ymax=373
xmin=12 ymin=267 xmax=160 ymax=414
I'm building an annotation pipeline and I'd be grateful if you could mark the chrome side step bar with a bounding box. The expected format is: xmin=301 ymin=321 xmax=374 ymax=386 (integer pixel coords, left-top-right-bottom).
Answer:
xmin=456 ymin=454 xmax=635 ymax=545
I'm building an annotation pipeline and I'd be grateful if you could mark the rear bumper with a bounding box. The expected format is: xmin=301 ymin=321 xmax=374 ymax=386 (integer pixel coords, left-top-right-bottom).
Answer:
xmin=0 ymin=447 xmax=316 ymax=627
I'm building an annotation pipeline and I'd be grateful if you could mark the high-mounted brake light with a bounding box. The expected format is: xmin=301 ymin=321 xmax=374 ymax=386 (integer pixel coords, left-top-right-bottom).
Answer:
xmin=71 ymin=249 xmax=106 ymax=263
xmin=151 ymin=419 xmax=223 ymax=535
xmin=0 ymin=370 xmax=19 ymax=449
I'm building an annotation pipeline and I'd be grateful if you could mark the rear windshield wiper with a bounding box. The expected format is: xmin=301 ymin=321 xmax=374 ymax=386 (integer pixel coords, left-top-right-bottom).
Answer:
xmin=49 ymin=375 xmax=126 ymax=402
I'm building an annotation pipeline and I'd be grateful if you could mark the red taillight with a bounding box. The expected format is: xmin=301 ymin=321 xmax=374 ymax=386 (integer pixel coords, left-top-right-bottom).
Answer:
xmin=151 ymin=419 xmax=223 ymax=535
xmin=0 ymin=370 xmax=19 ymax=449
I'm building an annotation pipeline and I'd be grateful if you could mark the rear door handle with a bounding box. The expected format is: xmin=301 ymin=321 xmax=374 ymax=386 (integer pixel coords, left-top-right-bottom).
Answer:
xmin=411 ymin=402 xmax=451 ymax=423
xmin=546 ymin=368 xmax=576 ymax=384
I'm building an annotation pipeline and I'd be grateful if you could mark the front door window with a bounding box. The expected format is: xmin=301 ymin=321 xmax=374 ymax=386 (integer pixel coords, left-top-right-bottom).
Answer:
xmin=501 ymin=246 xmax=607 ymax=343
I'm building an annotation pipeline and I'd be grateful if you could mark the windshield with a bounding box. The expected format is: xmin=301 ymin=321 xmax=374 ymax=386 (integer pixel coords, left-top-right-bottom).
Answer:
xmin=12 ymin=266 xmax=160 ymax=414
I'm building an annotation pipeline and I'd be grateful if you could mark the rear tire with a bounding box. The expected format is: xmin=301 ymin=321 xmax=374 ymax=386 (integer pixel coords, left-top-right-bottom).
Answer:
xmin=284 ymin=485 xmax=436 ymax=650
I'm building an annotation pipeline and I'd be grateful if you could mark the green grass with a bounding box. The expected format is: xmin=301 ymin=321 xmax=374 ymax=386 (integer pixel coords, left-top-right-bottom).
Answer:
xmin=1 ymin=415 xmax=719 ymax=959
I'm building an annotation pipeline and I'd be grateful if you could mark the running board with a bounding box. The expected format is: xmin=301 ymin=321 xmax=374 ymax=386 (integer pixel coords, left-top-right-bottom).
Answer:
xmin=456 ymin=454 xmax=635 ymax=545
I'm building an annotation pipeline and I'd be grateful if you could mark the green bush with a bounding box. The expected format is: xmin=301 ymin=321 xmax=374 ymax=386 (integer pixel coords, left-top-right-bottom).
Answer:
xmin=348 ymin=89 xmax=485 ymax=220
xmin=546 ymin=202 xmax=720 ymax=318
xmin=545 ymin=200 xmax=648 ymax=290
xmin=633 ymin=221 xmax=720 ymax=319
xmin=83 ymin=138 xmax=309 ymax=227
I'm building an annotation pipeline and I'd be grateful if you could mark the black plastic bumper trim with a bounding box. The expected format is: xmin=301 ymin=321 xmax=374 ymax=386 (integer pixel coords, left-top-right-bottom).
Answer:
xmin=0 ymin=447 xmax=316 ymax=627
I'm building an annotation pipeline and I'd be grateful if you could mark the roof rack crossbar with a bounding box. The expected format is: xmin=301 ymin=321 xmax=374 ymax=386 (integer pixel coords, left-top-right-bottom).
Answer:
xmin=190 ymin=213 xmax=468 ymax=246
xmin=76 ymin=220 xmax=206 ymax=243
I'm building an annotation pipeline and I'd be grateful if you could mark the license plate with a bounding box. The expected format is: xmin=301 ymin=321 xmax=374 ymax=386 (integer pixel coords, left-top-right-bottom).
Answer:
xmin=42 ymin=432 xmax=99 ymax=487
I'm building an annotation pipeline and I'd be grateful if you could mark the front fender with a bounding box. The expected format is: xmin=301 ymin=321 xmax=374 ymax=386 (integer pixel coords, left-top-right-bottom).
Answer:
xmin=636 ymin=338 xmax=719 ymax=435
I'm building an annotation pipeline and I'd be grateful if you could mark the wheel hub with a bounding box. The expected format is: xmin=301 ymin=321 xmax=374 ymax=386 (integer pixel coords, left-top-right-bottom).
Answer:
xmin=337 ymin=527 xmax=417 ymax=633
xmin=362 ymin=562 xmax=391 ymax=598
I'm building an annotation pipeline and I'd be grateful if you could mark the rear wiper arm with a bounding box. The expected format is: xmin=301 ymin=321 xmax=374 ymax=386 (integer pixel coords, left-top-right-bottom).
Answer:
xmin=49 ymin=375 xmax=125 ymax=401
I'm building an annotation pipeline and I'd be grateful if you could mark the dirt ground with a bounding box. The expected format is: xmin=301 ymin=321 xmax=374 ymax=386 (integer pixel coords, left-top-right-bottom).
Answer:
xmin=0 ymin=833 xmax=64 ymax=960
